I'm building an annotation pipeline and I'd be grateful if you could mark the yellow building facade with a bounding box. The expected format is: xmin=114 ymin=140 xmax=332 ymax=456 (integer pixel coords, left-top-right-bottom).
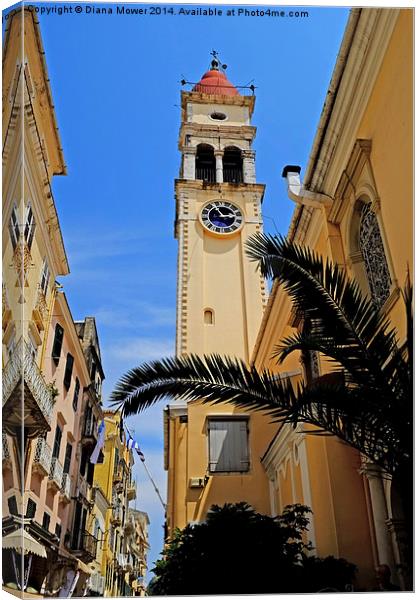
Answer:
xmin=253 ymin=7 xmax=412 ymax=590
xmin=167 ymin=8 xmax=412 ymax=592
xmin=165 ymin=59 xmax=278 ymax=534
xmin=93 ymin=411 xmax=144 ymax=597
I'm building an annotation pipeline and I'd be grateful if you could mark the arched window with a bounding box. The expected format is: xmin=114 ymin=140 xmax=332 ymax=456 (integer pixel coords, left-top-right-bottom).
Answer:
xmin=359 ymin=202 xmax=391 ymax=308
xmin=196 ymin=144 xmax=216 ymax=182
xmin=223 ymin=146 xmax=243 ymax=183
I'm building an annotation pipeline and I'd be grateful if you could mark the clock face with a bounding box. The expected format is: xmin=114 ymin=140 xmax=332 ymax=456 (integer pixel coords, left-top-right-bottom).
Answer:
xmin=201 ymin=201 xmax=243 ymax=234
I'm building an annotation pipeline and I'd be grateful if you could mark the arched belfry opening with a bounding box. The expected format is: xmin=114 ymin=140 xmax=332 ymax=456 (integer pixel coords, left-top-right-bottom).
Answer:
xmin=196 ymin=144 xmax=216 ymax=183
xmin=223 ymin=146 xmax=243 ymax=183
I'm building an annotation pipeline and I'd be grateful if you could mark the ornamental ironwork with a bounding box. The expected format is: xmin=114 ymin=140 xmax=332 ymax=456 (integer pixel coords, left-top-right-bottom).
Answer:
xmin=359 ymin=203 xmax=391 ymax=308
xmin=2 ymin=337 xmax=55 ymax=422
xmin=49 ymin=456 xmax=64 ymax=489
xmin=33 ymin=437 xmax=52 ymax=475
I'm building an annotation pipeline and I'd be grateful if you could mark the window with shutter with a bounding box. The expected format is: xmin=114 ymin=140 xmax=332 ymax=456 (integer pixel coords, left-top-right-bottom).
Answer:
xmin=7 ymin=495 xmax=18 ymax=516
xmin=52 ymin=425 xmax=62 ymax=459
xmin=26 ymin=498 xmax=37 ymax=518
xmin=52 ymin=324 xmax=64 ymax=363
xmin=42 ymin=512 xmax=51 ymax=531
xmin=72 ymin=377 xmax=80 ymax=411
xmin=24 ymin=204 xmax=36 ymax=250
xmin=63 ymin=442 xmax=72 ymax=474
xmin=55 ymin=523 xmax=62 ymax=541
xmin=208 ymin=418 xmax=249 ymax=473
xmin=63 ymin=353 xmax=74 ymax=389
xmin=9 ymin=205 xmax=20 ymax=249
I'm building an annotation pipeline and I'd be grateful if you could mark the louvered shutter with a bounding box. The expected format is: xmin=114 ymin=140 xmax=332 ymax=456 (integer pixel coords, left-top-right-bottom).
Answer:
xmin=208 ymin=419 xmax=249 ymax=472
xmin=52 ymin=324 xmax=64 ymax=363
xmin=208 ymin=421 xmax=228 ymax=472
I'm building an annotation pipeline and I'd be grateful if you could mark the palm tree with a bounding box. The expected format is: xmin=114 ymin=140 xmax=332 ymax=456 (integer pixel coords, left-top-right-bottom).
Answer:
xmin=111 ymin=235 xmax=412 ymax=482
xmin=111 ymin=234 xmax=412 ymax=579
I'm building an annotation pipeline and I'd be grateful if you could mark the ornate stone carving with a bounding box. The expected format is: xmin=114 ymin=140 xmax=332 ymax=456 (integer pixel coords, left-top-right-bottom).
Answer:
xmin=12 ymin=241 xmax=32 ymax=277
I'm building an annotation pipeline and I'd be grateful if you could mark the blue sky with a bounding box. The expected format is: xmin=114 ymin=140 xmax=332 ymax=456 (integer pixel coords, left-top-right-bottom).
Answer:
xmin=10 ymin=1 xmax=349 ymax=578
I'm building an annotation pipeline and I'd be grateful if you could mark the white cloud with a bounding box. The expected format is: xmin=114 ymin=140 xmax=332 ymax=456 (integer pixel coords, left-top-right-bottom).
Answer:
xmin=109 ymin=337 xmax=174 ymax=363
xmin=64 ymin=229 xmax=160 ymax=264
xmin=93 ymin=303 xmax=175 ymax=329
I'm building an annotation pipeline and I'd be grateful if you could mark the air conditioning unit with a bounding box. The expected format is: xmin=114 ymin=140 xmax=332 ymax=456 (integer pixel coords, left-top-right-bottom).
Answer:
xmin=189 ymin=477 xmax=205 ymax=489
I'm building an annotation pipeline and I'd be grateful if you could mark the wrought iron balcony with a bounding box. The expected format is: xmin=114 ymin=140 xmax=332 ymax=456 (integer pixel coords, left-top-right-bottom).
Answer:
xmin=111 ymin=506 xmax=123 ymax=526
xmin=127 ymin=481 xmax=136 ymax=501
xmin=32 ymin=437 xmax=52 ymax=476
xmin=60 ymin=472 xmax=71 ymax=501
xmin=76 ymin=473 xmax=91 ymax=501
xmin=71 ymin=530 xmax=97 ymax=563
xmin=48 ymin=456 xmax=64 ymax=489
xmin=2 ymin=338 xmax=55 ymax=437
xmin=113 ymin=467 xmax=123 ymax=484
xmin=81 ymin=413 xmax=97 ymax=445
xmin=88 ymin=572 xmax=105 ymax=595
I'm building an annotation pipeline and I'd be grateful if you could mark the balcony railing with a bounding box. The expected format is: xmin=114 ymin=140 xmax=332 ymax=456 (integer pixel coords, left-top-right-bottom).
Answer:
xmin=2 ymin=337 xmax=55 ymax=425
xmin=113 ymin=467 xmax=123 ymax=484
xmin=111 ymin=506 xmax=123 ymax=525
xmin=32 ymin=437 xmax=52 ymax=475
xmin=77 ymin=473 xmax=90 ymax=499
xmin=88 ymin=572 xmax=105 ymax=594
xmin=127 ymin=481 xmax=136 ymax=501
xmin=71 ymin=531 xmax=98 ymax=563
xmin=49 ymin=456 xmax=64 ymax=489
xmin=60 ymin=472 xmax=71 ymax=500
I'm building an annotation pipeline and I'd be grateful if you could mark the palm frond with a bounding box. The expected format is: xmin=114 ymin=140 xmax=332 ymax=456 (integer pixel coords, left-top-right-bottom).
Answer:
xmin=246 ymin=234 xmax=403 ymax=391
xmin=111 ymin=353 xmax=405 ymax=474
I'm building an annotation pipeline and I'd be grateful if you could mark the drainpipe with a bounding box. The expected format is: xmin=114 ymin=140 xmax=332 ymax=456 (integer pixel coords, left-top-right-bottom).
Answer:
xmin=282 ymin=165 xmax=333 ymax=208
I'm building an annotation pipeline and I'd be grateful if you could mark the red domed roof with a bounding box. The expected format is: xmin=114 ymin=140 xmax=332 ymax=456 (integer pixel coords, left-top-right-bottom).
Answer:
xmin=193 ymin=66 xmax=239 ymax=96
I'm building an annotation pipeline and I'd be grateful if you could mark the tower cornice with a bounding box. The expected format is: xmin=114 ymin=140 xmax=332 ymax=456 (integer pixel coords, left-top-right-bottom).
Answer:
xmin=181 ymin=90 xmax=255 ymax=119
xmin=178 ymin=123 xmax=256 ymax=150
xmin=174 ymin=179 xmax=265 ymax=194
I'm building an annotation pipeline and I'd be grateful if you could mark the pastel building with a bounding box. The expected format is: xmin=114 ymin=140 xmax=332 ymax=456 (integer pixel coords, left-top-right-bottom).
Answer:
xmin=2 ymin=8 xmax=105 ymax=596
xmin=93 ymin=411 xmax=145 ymax=597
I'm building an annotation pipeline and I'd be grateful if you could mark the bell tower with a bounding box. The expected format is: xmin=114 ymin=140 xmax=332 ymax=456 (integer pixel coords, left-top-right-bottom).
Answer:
xmin=175 ymin=58 xmax=266 ymax=359
xmin=165 ymin=57 xmax=275 ymax=534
